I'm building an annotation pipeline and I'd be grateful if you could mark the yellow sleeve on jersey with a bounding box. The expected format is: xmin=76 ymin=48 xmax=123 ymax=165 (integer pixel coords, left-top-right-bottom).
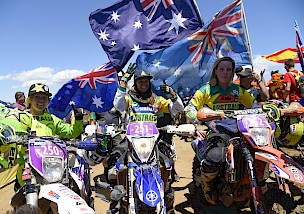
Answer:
xmin=239 ymin=87 xmax=254 ymax=109
xmin=190 ymin=85 xmax=210 ymax=111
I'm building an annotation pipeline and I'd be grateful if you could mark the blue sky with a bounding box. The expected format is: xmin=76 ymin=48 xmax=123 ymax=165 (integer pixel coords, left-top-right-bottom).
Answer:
xmin=0 ymin=0 xmax=303 ymax=103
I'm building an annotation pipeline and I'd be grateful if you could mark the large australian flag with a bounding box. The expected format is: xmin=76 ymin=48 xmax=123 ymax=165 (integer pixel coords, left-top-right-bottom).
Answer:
xmin=89 ymin=0 xmax=203 ymax=71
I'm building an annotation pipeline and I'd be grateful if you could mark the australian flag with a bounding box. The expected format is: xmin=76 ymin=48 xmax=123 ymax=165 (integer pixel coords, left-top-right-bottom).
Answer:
xmin=136 ymin=0 xmax=251 ymax=98
xmin=48 ymin=62 xmax=118 ymax=119
xmin=295 ymin=20 xmax=304 ymax=71
xmin=89 ymin=0 xmax=203 ymax=71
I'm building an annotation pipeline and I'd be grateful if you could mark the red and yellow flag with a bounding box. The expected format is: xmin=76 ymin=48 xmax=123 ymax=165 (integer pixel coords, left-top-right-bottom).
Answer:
xmin=262 ymin=48 xmax=300 ymax=63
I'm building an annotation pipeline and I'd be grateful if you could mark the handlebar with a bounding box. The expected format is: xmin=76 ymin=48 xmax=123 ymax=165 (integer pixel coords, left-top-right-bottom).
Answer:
xmin=197 ymin=107 xmax=265 ymax=122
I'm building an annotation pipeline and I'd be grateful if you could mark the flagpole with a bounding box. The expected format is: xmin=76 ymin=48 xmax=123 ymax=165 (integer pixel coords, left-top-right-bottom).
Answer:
xmin=295 ymin=20 xmax=304 ymax=72
xmin=241 ymin=0 xmax=253 ymax=65
xmin=193 ymin=0 xmax=204 ymax=26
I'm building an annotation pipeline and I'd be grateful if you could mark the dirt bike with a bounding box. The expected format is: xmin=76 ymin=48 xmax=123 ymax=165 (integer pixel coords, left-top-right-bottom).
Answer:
xmin=95 ymin=121 xmax=195 ymax=214
xmin=191 ymin=107 xmax=304 ymax=213
xmin=8 ymin=132 xmax=95 ymax=214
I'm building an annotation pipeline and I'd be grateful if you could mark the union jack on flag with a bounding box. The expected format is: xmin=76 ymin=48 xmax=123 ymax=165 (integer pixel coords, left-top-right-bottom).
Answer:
xmin=295 ymin=20 xmax=304 ymax=71
xmin=74 ymin=62 xmax=116 ymax=89
xmin=189 ymin=0 xmax=244 ymax=64
xmin=141 ymin=0 xmax=174 ymax=20
xmin=48 ymin=62 xmax=118 ymax=119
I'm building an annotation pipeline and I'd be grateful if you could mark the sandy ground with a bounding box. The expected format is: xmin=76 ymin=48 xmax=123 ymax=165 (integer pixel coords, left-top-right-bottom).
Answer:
xmin=1 ymin=136 xmax=304 ymax=214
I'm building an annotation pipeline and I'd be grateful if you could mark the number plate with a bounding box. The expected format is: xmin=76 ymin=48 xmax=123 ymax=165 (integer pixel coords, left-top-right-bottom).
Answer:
xmin=126 ymin=122 xmax=158 ymax=137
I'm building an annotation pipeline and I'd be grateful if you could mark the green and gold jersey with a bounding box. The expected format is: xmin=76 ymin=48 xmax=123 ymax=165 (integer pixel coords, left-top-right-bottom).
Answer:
xmin=19 ymin=112 xmax=82 ymax=139
xmin=190 ymin=83 xmax=254 ymax=111
xmin=125 ymin=94 xmax=170 ymax=123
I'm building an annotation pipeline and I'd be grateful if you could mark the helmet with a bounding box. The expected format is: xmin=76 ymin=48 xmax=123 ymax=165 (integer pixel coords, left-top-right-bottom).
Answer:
xmin=0 ymin=124 xmax=15 ymax=146
xmin=134 ymin=70 xmax=153 ymax=81
xmin=28 ymin=83 xmax=52 ymax=97
xmin=277 ymin=116 xmax=304 ymax=146
xmin=262 ymin=104 xmax=281 ymax=123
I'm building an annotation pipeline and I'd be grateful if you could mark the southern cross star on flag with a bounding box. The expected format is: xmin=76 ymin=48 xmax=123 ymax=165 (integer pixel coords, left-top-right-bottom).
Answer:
xmin=89 ymin=0 xmax=203 ymax=71
xmin=136 ymin=0 xmax=251 ymax=98
xmin=48 ymin=62 xmax=118 ymax=119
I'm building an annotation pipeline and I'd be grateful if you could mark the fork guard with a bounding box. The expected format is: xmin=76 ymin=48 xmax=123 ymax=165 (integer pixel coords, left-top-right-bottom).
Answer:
xmin=255 ymin=147 xmax=304 ymax=184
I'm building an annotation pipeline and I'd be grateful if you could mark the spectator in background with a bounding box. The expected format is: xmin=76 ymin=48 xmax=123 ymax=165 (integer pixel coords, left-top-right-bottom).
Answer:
xmin=282 ymin=59 xmax=302 ymax=103
xmin=12 ymin=92 xmax=26 ymax=110
xmin=267 ymin=70 xmax=285 ymax=100
xmin=235 ymin=65 xmax=269 ymax=103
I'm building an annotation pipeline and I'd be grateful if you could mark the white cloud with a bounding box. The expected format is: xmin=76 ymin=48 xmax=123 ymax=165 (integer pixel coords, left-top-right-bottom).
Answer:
xmin=0 ymin=67 xmax=86 ymax=98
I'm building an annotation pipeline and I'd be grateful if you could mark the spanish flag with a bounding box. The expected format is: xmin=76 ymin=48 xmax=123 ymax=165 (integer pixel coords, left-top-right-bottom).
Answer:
xmin=262 ymin=48 xmax=300 ymax=63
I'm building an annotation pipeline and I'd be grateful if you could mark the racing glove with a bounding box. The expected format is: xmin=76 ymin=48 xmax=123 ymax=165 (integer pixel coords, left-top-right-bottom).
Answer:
xmin=160 ymin=84 xmax=177 ymax=102
xmin=121 ymin=63 xmax=137 ymax=83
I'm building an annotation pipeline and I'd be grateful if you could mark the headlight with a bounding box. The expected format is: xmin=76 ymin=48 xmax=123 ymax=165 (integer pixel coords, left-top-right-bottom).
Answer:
xmin=43 ymin=157 xmax=64 ymax=182
xmin=249 ymin=128 xmax=270 ymax=146
xmin=132 ymin=137 xmax=155 ymax=163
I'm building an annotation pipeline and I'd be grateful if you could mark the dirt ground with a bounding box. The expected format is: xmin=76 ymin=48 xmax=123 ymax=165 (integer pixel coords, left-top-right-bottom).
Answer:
xmin=1 ymin=136 xmax=304 ymax=214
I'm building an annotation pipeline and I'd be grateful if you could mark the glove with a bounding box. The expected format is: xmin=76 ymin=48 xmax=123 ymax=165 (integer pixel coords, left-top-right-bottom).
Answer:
xmin=121 ymin=63 xmax=137 ymax=82
xmin=73 ymin=107 xmax=83 ymax=120
xmin=160 ymin=84 xmax=177 ymax=102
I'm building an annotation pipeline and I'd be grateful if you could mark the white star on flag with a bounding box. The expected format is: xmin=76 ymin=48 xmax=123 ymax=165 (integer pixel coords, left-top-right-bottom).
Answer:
xmin=66 ymin=84 xmax=73 ymax=89
xmin=69 ymin=101 xmax=76 ymax=106
xmin=174 ymin=68 xmax=181 ymax=76
xmin=131 ymin=44 xmax=140 ymax=51
xmin=111 ymin=41 xmax=117 ymax=46
xmin=167 ymin=11 xmax=187 ymax=35
xmin=92 ymin=95 xmax=104 ymax=108
xmin=98 ymin=29 xmax=109 ymax=41
xmin=133 ymin=20 xmax=143 ymax=29
xmin=153 ymin=59 xmax=161 ymax=68
xmin=111 ymin=11 xmax=120 ymax=22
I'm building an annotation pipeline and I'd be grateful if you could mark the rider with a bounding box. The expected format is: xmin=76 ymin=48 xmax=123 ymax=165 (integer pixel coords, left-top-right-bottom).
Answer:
xmin=112 ymin=62 xmax=184 ymax=208
xmin=14 ymin=83 xmax=83 ymax=191
xmin=185 ymin=57 xmax=255 ymax=205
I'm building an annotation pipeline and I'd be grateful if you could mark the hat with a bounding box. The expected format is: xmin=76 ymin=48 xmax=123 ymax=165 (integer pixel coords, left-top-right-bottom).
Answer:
xmin=134 ymin=70 xmax=153 ymax=81
xmin=235 ymin=65 xmax=253 ymax=77
xmin=28 ymin=83 xmax=52 ymax=97
xmin=271 ymin=70 xmax=279 ymax=75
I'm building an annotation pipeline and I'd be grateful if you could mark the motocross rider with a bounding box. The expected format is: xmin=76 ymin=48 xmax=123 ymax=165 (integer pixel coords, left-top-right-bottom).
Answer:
xmin=184 ymin=57 xmax=255 ymax=205
xmin=112 ymin=62 xmax=184 ymax=208
xmin=14 ymin=83 xmax=83 ymax=191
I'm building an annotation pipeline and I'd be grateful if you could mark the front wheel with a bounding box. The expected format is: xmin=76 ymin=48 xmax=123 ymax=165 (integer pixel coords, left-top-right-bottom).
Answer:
xmin=263 ymin=189 xmax=296 ymax=213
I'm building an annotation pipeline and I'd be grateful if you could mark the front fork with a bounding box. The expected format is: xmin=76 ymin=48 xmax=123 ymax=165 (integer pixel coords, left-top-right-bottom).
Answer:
xmin=242 ymin=145 xmax=267 ymax=214
xmin=22 ymin=163 xmax=39 ymax=207
xmin=127 ymin=152 xmax=137 ymax=214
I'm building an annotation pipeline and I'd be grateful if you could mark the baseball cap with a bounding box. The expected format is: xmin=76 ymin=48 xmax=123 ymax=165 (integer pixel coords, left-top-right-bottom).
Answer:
xmin=134 ymin=70 xmax=153 ymax=80
xmin=235 ymin=65 xmax=253 ymax=77
xmin=28 ymin=83 xmax=52 ymax=97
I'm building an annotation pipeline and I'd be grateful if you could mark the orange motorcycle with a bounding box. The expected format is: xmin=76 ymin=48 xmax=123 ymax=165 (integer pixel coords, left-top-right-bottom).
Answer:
xmin=191 ymin=107 xmax=304 ymax=213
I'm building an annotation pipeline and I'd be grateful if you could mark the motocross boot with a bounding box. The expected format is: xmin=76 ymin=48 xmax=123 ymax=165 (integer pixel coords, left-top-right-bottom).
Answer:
xmin=201 ymin=170 xmax=219 ymax=205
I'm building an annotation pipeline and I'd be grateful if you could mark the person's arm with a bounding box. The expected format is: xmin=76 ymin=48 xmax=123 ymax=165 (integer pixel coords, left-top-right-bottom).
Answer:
xmin=159 ymin=84 xmax=184 ymax=115
xmin=114 ymin=63 xmax=136 ymax=112
xmin=168 ymin=95 xmax=184 ymax=116
xmin=253 ymin=72 xmax=269 ymax=101
xmin=113 ymin=86 xmax=128 ymax=112
xmin=53 ymin=114 xmax=83 ymax=139
xmin=184 ymin=88 xmax=207 ymax=124
xmin=282 ymin=82 xmax=291 ymax=103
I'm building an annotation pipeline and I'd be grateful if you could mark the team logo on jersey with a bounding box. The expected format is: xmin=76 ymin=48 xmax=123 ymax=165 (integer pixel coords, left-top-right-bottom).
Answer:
xmin=218 ymin=94 xmax=234 ymax=103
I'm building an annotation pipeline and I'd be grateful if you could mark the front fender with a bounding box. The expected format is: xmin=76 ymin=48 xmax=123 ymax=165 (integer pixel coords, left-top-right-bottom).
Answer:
xmin=134 ymin=166 xmax=164 ymax=208
xmin=255 ymin=147 xmax=304 ymax=184
xmin=39 ymin=184 xmax=94 ymax=214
